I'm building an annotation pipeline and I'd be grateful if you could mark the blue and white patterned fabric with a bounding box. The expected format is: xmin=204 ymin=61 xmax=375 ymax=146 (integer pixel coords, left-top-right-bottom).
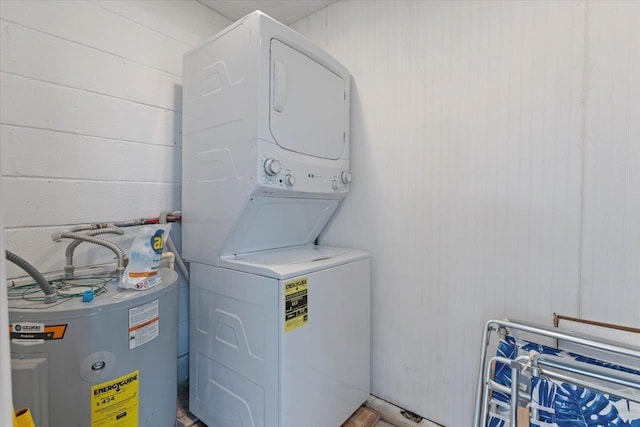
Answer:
xmin=531 ymin=375 xmax=640 ymax=427
xmin=488 ymin=336 xmax=640 ymax=427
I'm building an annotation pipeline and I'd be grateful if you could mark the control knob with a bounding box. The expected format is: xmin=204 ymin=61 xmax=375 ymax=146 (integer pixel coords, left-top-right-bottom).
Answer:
xmin=332 ymin=180 xmax=340 ymax=190
xmin=340 ymin=170 xmax=352 ymax=185
xmin=264 ymin=158 xmax=281 ymax=176
xmin=284 ymin=174 xmax=296 ymax=186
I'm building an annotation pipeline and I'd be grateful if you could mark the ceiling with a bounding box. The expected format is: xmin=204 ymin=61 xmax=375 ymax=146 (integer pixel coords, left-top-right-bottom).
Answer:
xmin=199 ymin=1 xmax=336 ymax=25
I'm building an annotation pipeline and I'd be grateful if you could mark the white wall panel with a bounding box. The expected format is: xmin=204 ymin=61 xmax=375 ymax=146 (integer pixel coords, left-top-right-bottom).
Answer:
xmin=3 ymin=179 xmax=180 ymax=228
xmin=89 ymin=0 xmax=231 ymax=47
xmin=1 ymin=73 xmax=180 ymax=146
xmin=581 ymin=1 xmax=640 ymax=327
xmin=290 ymin=1 xmax=639 ymax=425
xmin=1 ymin=126 xmax=180 ymax=183
xmin=0 ymin=21 xmax=182 ymax=111
xmin=0 ymin=0 xmax=189 ymax=75
xmin=0 ymin=145 xmax=13 ymax=427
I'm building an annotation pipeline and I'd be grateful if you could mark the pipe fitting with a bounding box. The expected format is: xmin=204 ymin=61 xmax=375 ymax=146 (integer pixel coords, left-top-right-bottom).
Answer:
xmin=64 ymin=227 xmax=124 ymax=279
xmin=52 ymin=232 xmax=127 ymax=280
xmin=158 ymin=210 xmax=189 ymax=281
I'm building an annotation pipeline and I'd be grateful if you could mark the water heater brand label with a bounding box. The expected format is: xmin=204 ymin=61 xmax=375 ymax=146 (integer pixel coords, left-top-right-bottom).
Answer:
xmin=128 ymin=299 xmax=159 ymax=350
xmin=91 ymin=370 xmax=139 ymax=426
xmin=284 ymin=277 xmax=308 ymax=333
xmin=9 ymin=322 xmax=67 ymax=345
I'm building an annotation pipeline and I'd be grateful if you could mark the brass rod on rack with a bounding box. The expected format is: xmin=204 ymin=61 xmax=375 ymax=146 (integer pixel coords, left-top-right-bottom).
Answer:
xmin=554 ymin=313 xmax=640 ymax=334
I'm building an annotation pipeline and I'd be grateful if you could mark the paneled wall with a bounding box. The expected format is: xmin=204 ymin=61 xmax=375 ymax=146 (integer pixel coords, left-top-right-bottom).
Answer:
xmin=292 ymin=1 xmax=639 ymax=425
xmin=0 ymin=0 xmax=231 ymax=381
xmin=0 ymin=158 xmax=11 ymax=426
xmin=580 ymin=1 xmax=640 ymax=326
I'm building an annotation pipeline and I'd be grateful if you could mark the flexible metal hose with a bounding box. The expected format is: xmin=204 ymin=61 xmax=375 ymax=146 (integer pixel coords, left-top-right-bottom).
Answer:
xmin=5 ymin=250 xmax=57 ymax=303
xmin=52 ymin=232 xmax=127 ymax=281
xmin=64 ymin=227 xmax=125 ymax=279
xmin=69 ymin=224 xmax=98 ymax=233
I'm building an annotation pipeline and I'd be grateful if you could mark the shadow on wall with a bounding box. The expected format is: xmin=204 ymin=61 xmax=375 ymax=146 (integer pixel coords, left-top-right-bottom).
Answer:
xmin=174 ymin=83 xmax=184 ymax=180
xmin=318 ymin=76 xmax=373 ymax=246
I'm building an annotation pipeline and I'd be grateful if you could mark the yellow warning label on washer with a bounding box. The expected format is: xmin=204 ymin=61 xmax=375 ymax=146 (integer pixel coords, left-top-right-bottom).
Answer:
xmin=284 ymin=277 xmax=308 ymax=333
xmin=91 ymin=370 xmax=139 ymax=426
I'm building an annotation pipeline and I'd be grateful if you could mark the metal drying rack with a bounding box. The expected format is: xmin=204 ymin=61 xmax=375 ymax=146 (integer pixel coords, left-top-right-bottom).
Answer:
xmin=473 ymin=319 xmax=640 ymax=427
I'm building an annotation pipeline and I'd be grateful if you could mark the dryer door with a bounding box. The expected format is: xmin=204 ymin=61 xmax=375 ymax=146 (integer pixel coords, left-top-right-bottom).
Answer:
xmin=270 ymin=39 xmax=347 ymax=160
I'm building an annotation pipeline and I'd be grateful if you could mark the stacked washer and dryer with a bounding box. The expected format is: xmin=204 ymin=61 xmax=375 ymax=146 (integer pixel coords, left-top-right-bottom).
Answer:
xmin=182 ymin=11 xmax=371 ymax=427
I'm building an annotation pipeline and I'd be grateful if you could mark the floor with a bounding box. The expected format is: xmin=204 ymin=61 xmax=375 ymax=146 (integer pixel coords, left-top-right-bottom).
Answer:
xmin=181 ymin=416 xmax=396 ymax=427
xmin=176 ymin=383 xmax=401 ymax=427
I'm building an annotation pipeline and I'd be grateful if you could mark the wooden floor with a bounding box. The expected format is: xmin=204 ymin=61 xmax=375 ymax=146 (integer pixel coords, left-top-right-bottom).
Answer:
xmin=177 ymin=382 xmax=436 ymax=427
xmin=178 ymin=405 xmax=395 ymax=427
xmin=177 ymin=385 xmax=397 ymax=427
xmin=342 ymin=406 xmax=381 ymax=427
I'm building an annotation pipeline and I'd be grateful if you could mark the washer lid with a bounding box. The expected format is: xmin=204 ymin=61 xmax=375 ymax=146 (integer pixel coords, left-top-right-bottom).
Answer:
xmin=269 ymin=39 xmax=347 ymax=160
xmin=219 ymin=245 xmax=369 ymax=279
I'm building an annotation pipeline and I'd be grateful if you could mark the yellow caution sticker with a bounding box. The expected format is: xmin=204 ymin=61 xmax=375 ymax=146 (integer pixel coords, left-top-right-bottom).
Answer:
xmin=284 ymin=277 xmax=308 ymax=333
xmin=91 ymin=370 xmax=139 ymax=426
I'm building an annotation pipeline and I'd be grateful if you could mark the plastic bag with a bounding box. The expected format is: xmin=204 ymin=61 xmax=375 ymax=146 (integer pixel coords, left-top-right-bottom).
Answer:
xmin=120 ymin=224 xmax=170 ymax=290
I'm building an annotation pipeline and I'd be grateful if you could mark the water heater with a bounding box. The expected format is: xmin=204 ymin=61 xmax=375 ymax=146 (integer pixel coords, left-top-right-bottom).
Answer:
xmin=9 ymin=269 xmax=179 ymax=427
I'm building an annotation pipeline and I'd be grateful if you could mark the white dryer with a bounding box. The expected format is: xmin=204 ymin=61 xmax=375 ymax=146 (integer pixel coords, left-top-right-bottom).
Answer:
xmin=182 ymin=11 xmax=352 ymax=266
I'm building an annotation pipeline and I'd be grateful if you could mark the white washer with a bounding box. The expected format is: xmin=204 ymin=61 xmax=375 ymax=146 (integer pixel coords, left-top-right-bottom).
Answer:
xmin=189 ymin=246 xmax=370 ymax=427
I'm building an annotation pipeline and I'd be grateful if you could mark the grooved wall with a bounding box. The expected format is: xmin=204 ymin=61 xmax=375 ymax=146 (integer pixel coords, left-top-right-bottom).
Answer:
xmin=292 ymin=1 xmax=640 ymax=426
xmin=0 ymin=0 xmax=231 ymax=382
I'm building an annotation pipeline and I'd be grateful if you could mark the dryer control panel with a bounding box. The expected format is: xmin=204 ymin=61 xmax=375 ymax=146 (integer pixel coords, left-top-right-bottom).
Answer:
xmin=257 ymin=143 xmax=350 ymax=197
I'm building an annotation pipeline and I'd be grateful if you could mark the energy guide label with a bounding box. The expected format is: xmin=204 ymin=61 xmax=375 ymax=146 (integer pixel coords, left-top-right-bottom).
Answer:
xmin=284 ymin=277 xmax=308 ymax=332
xmin=91 ymin=370 xmax=139 ymax=427
xmin=128 ymin=299 xmax=159 ymax=350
